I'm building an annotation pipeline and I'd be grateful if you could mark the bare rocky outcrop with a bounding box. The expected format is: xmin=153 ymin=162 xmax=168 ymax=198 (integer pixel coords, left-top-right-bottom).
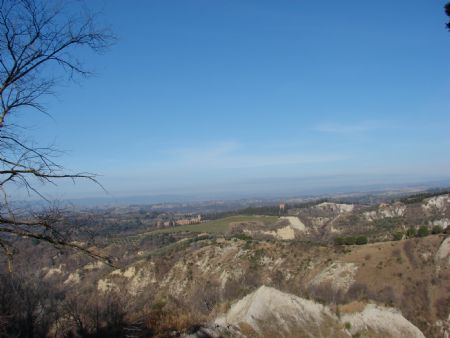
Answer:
xmin=309 ymin=262 xmax=358 ymax=294
xmin=214 ymin=286 xmax=426 ymax=338
xmin=422 ymin=195 xmax=450 ymax=213
xmin=315 ymin=202 xmax=354 ymax=214
xmin=98 ymin=262 xmax=157 ymax=295
xmin=43 ymin=265 xmax=64 ymax=279
xmin=430 ymin=218 xmax=450 ymax=229
xmin=435 ymin=237 xmax=450 ymax=267
xmin=280 ymin=216 xmax=306 ymax=231
xmin=64 ymin=270 xmax=81 ymax=284
xmin=364 ymin=202 xmax=406 ymax=221
xmin=275 ymin=225 xmax=295 ymax=240
xmin=83 ymin=261 xmax=106 ymax=271
xmin=215 ymin=286 xmax=347 ymax=338
xmin=244 ymin=217 xmax=306 ymax=240
xmin=341 ymin=304 xmax=426 ymax=338
xmin=253 ymin=225 xmax=296 ymax=240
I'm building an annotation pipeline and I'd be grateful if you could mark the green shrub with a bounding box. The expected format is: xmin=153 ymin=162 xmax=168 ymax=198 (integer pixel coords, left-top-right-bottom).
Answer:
xmin=232 ymin=233 xmax=253 ymax=241
xmin=417 ymin=226 xmax=429 ymax=237
xmin=374 ymin=217 xmax=403 ymax=228
xmin=406 ymin=227 xmax=417 ymax=238
xmin=355 ymin=236 xmax=368 ymax=245
xmin=392 ymin=232 xmax=403 ymax=241
xmin=344 ymin=237 xmax=356 ymax=245
xmin=432 ymin=225 xmax=443 ymax=234
xmin=335 ymin=236 xmax=368 ymax=246
xmin=334 ymin=237 xmax=344 ymax=246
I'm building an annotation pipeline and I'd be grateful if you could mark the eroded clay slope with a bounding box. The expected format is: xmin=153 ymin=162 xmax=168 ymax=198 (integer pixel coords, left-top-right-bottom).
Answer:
xmin=214 ymin=286 xmax=425 ymax=338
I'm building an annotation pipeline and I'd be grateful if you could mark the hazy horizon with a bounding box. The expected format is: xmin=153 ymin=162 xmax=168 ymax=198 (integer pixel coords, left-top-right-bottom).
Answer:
xmin=12 ymin=174 xmax=450 ymax=207
xmin=9 ymin=0 xmax=450 ymax=201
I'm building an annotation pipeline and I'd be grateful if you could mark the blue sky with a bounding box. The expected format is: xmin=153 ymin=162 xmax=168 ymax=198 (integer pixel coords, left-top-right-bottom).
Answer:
xmin=13 ymin=0 xmax=450 ymax=200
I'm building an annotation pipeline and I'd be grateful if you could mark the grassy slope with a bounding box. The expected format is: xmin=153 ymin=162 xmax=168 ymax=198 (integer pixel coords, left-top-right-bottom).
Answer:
xmin=150 ymin=215 xmax=279 ymax=235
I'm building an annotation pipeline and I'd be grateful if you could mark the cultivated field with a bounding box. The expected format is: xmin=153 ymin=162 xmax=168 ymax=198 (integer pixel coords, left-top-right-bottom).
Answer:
xmin=150 ymin=215 xmax=279 ymax=235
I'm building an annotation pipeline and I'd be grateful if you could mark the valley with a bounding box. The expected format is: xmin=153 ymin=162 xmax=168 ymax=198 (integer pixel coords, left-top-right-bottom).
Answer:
xmin=1 ymin=190 xmax=449 ymax=337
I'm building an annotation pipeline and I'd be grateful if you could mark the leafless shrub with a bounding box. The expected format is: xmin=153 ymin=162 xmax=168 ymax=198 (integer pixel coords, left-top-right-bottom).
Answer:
xmin=144 ymin=298 xmax=203 ymax=336
xmin=345 ymin=282 xmax=369 ymax=302
xmin=0 ymin=270 xmax=60 ymax=337
xmin=222 ymin=278 xmax=245 ymax=301
xmin=401 ymin=280 xmax=431 ymax=328
xmin=307 ymin=281 xmax=344 ymax=304
xmin=61 ymin=289 xmax=129 ymax=337
xmin=190 ymin=280 xmax=221 ymax=315
xmin=376 ymin=286 xmax=396 ymax=306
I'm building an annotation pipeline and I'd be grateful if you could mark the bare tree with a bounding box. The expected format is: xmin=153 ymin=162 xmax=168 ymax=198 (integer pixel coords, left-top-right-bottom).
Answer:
xmin=0 ymin=0 xmax=114 ymax=269
xmin=446 ymin=3 xmax=450 ymax=31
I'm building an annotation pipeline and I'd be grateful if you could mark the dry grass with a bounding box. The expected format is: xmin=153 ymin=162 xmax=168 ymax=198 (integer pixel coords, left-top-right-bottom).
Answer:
xmin=145 ymin=303 xmax=206 ymax=337
xmin=338 ymin=235 xmax=449 ymax=337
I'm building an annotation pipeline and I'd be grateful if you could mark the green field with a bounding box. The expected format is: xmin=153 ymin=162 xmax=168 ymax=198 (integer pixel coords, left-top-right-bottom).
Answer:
xmin=149 ymin=215 xmax=279 ymax=235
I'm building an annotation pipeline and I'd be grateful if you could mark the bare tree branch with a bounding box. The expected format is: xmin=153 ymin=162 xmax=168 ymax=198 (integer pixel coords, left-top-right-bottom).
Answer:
xmin=446 ymin=3 xmax=450 ymax=31
xmin=0 ymin=0 xmax=114 ymax=268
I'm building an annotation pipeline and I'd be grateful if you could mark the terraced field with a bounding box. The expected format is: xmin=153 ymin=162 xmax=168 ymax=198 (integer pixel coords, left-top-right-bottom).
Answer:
xmin=108 ymin=236 xmax=141 ymax=246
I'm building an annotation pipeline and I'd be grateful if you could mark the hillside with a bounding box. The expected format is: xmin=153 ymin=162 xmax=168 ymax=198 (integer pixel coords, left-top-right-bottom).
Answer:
xmin=1 ymin=193 xmax=450 ymax=337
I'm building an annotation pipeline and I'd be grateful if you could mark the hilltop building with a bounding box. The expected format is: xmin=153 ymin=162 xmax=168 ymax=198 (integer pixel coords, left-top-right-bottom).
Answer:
xmin=279 ymin=203 xmax=286 ymax=215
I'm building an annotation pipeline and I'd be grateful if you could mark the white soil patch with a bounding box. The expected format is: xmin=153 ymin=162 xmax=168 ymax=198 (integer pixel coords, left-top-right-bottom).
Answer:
xmin=258 ymin=226 xmax=295 ymax=240
xmin=97 ymin=278 xmax=118 ymax=293
xmin=422 ymin=195 xmax=450 ymax=212
xmin=276 ymin=226 xmax=295 ymax=240
xmin=280 ymin=216 xmax=306 ymax=231
xmin=215 ymin=286 xmax=425 ymax=338
xmin=430 ymin=219 xmax=450 ymax=229
xmin=64 ymin=271 xmax=81 ymax=285
xmin=341 ymin=304 xmax=425 ymax=338
xmin=44 ymin=265 xmax=64 ymax=278
xmin=215 ymin=286 xmax=341 ymax=337
xmin=161 ymin=261 xmax=190 ymax=296
xmin=83 ymin=261 xmax=105 ymax=270
xmin=364 ymin=203 xmax=406 ymax=221
xmin=316 ymin=202 xmax=354 ymax=213
xmin=435 ymin=237 xmax=450 ymax=266
xmin=100 ymin=263 xmax=157 ymax=295
xmin=310 ymin=262 xmax=358 ymax=293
